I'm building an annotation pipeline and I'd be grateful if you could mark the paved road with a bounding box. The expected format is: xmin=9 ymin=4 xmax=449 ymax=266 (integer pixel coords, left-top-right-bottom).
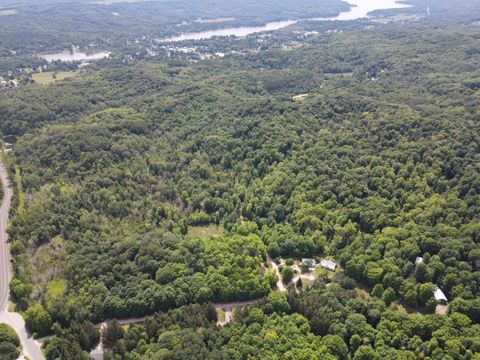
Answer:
xmin=215 ymin=299 xmax=259 ymax=326
xmin=0 ymin=162 xmax=12 ymax=312
xmin=0 ymin=161 xmax=45 ymax=360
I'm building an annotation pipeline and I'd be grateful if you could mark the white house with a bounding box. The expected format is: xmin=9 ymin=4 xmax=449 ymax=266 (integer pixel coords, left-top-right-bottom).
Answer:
xmin=320 ymin=259 xmax=337 ymax=272
xmin=434 ymin=287 xmax=448 ymax=305
xmin=415 ymin=257 xmax=424 ymax=265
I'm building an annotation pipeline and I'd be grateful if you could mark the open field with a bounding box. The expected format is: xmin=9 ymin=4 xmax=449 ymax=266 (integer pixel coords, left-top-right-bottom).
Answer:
xmin=32 ymin=71 xmax=79 ymax=85
xmin=187 ymin=225 xmax=223 ymax=238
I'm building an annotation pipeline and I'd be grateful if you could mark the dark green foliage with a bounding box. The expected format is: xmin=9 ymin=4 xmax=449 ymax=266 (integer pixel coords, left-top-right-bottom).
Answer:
xmin=45 ymin=336 xmax=90 ymax=360
xmin=9 ymin=278 xmax=31 ymax=310
xmin=0 ymin=325 xmax=20 ymax=360
xmin=104 ymin=280 xmax=480 ymax=359
xmin=102 ymin=320 xmax=124 ymax=349
xmin=24 ymin=304 xmax=53 ymax=337
xmin=282 ymin=267 xmax=294 ymax=284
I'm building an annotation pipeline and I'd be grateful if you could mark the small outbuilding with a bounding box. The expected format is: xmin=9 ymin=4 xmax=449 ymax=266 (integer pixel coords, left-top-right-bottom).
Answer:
xmin=320 ymin=259 xmax=337 ymax=272
xmin=434 ymin=287 xmax=448 ymax=305
xmin=301 ymin=258 xmax=317 ymax=271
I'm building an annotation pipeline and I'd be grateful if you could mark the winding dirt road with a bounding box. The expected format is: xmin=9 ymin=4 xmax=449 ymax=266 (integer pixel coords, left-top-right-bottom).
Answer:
xmin=0 ymin=160 xmax=45 ymax=360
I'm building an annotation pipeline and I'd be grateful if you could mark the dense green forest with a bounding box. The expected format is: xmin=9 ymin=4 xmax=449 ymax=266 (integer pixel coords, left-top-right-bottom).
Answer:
xmin=1 ymin=0 xmax=480 ymax=358
xmin=124 ymin=282 xmax=480 ymax=359
xmin=45 ymin=281 xmax=480 ymax=359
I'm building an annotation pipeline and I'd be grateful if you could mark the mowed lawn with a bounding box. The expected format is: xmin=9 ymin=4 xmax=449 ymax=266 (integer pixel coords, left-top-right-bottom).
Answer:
xmin=32 ymin=71 xmax=79 ymax=85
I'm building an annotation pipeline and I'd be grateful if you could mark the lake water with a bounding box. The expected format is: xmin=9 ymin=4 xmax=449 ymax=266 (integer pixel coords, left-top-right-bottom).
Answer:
xmin=40 ymin=51 xmax=111 ymax=63
xmin=160 ymin=0 xmax=411 ymax=42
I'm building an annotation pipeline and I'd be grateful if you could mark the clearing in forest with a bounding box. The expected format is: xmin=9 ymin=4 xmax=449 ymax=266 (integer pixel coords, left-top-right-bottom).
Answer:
xmin=187 ymin=225 xmax=224 ymax=238
xmin=32 ymin=71 xmax=79 ymax=85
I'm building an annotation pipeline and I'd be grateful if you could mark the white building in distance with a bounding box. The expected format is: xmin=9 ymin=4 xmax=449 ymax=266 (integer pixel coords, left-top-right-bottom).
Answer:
xmin=320 ymin=259 xmax=337 ymax=272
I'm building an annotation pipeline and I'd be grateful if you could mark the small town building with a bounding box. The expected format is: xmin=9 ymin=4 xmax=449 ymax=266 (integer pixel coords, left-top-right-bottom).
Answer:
xmin=301 ymin=258 xmax=317 ymax=271
xmin=320 ymin=259 xmax=337 ymax=272
xmin=434 ymin=287 xmax=448 ymax=305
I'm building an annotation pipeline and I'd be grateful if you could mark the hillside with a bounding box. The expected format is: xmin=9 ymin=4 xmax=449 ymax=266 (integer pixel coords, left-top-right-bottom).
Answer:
xmin=0 ymin=0 xmax=480 ymax=359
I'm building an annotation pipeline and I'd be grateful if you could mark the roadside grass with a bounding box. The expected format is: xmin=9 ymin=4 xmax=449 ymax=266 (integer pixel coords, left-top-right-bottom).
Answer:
xmin=8 ymin=301 xmax=16 ymax=312
xmin=14 ymin=165 xmax=25 ymax=216
xmin=187 ymin=225 xmax=223 ymax=238
xmin=32 ymin=71 xmax=79 ymax=85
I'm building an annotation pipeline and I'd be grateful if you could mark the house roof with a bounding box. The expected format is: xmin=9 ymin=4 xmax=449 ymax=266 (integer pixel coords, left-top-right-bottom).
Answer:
xmin=434 ymin=288 xmax=448 ymax=302
xmin=320 ymin=259 xmax=337 ymax=270
xmin=301 ymin=258 xmax=316 ymax=263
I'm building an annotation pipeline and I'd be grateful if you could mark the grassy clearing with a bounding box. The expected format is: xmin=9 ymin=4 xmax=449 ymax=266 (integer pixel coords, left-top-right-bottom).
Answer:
xmin=187 ymin=224 xmax=223 ymax=238
xmin=315 ymin=266 xmax=336 ymax=279
xmin=300 ymin=278 xmax=313 ymax=289
xmin=30 ymin=236 xmax=67 ymax=286
xmin=32 ymin=71 xmax=79 ymax=85
xmin=216 ymin=308 xmax=226 ymax=323
xmin=47 ymin=279 xmax=67 ymax=299
xmin=354 ymin=287 xmax=371 ymax=300
xmin=393 ymin=302 xmax=408 ymax=314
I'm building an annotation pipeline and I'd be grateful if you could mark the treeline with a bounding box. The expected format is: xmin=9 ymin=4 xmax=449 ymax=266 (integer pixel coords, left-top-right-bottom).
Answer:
xmin=56 ymin=280 xmax=479 ymax=360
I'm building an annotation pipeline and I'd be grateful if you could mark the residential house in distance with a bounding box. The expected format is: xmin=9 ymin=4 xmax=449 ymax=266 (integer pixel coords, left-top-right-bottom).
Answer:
xmin=320 ymin=259 xmax=337 ymax=272
xmin=434 ymin=287 xmax=448 ymax=305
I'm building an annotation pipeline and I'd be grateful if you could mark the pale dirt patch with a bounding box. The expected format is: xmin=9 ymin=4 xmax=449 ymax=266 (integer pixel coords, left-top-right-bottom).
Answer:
xmin=436 ymin=304 xmax=448 ymax=315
